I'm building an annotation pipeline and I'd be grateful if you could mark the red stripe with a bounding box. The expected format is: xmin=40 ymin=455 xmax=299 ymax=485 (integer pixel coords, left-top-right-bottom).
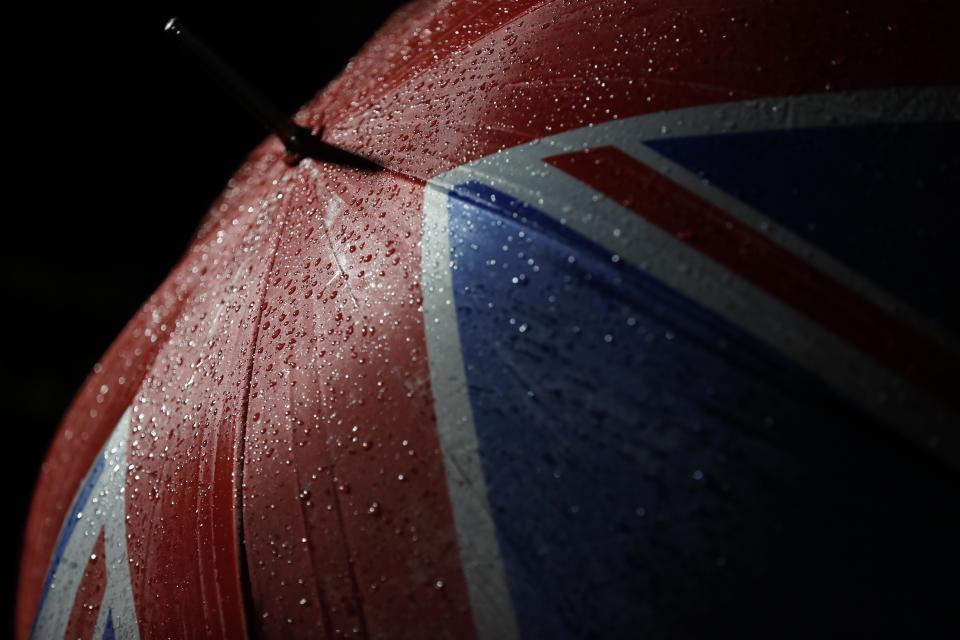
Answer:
xmin=64 ymin=529 xmax=105 ymax=640
xmin=545 ymin=146 xmax=959 ymax=408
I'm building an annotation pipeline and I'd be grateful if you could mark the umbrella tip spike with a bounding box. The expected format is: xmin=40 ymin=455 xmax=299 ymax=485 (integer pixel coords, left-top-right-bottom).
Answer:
xmin=162 ymin=17 xmax=297 ymax=147
xmin=163 ymin=17 xmax=383 ymax=172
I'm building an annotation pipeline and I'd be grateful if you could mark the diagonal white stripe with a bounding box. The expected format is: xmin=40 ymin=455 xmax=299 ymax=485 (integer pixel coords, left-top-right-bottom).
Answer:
xmin=422 ymin=181 xmax=522 ymax=640
xmin=32 ymin=408 xmax=141 ymax=640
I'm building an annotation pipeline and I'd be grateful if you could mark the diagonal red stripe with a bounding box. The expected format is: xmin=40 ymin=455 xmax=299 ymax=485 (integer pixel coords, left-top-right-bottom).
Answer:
xmin=545 ymin=146 xmax=959 ymax=409
xmin=64 ymin=529 xmax=106 ymax=640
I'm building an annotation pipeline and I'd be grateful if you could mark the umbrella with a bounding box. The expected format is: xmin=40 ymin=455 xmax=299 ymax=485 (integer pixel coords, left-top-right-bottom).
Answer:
xmin=19 ymin=0 xmax=960 ymax=638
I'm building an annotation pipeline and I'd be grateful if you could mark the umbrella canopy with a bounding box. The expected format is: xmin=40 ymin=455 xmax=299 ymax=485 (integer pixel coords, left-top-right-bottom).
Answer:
xmin=19 ymin=0 xmax=960 ymax=638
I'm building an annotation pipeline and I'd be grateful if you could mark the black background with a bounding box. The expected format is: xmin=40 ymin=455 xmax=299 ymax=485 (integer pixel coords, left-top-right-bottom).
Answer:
xmin=2 ymin=2 xmax=960 ymax=638
xmin=1 ymin=1 xmax=405 ymax=632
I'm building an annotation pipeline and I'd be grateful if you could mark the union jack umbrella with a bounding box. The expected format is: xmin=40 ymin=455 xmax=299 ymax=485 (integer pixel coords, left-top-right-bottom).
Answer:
xmin=19 ymin=1 xmax=960 ymax=638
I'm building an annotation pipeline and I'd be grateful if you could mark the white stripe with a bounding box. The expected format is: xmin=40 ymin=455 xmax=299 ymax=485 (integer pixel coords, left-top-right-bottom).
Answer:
xmin=32 ymin=408 xmax=141 ymax=640
xmin=422 ymin=182 xmax=522 ymax=640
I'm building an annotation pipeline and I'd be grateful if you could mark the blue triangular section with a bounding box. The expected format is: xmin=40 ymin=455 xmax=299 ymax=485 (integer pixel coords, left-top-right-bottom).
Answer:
xmin=102 ymin=610 xmax=115 ymax=640
xmin=444 ymin=182 xmax=925 ymax=638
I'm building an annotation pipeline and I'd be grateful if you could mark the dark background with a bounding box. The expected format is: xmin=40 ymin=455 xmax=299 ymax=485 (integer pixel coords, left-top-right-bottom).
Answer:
xmin=1 ymin=1 xmax=405 ymax=632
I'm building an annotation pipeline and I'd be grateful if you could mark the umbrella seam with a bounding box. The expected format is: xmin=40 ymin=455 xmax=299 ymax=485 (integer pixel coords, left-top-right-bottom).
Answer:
xmin=234 ymin=197 xmax=293 ymax=639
